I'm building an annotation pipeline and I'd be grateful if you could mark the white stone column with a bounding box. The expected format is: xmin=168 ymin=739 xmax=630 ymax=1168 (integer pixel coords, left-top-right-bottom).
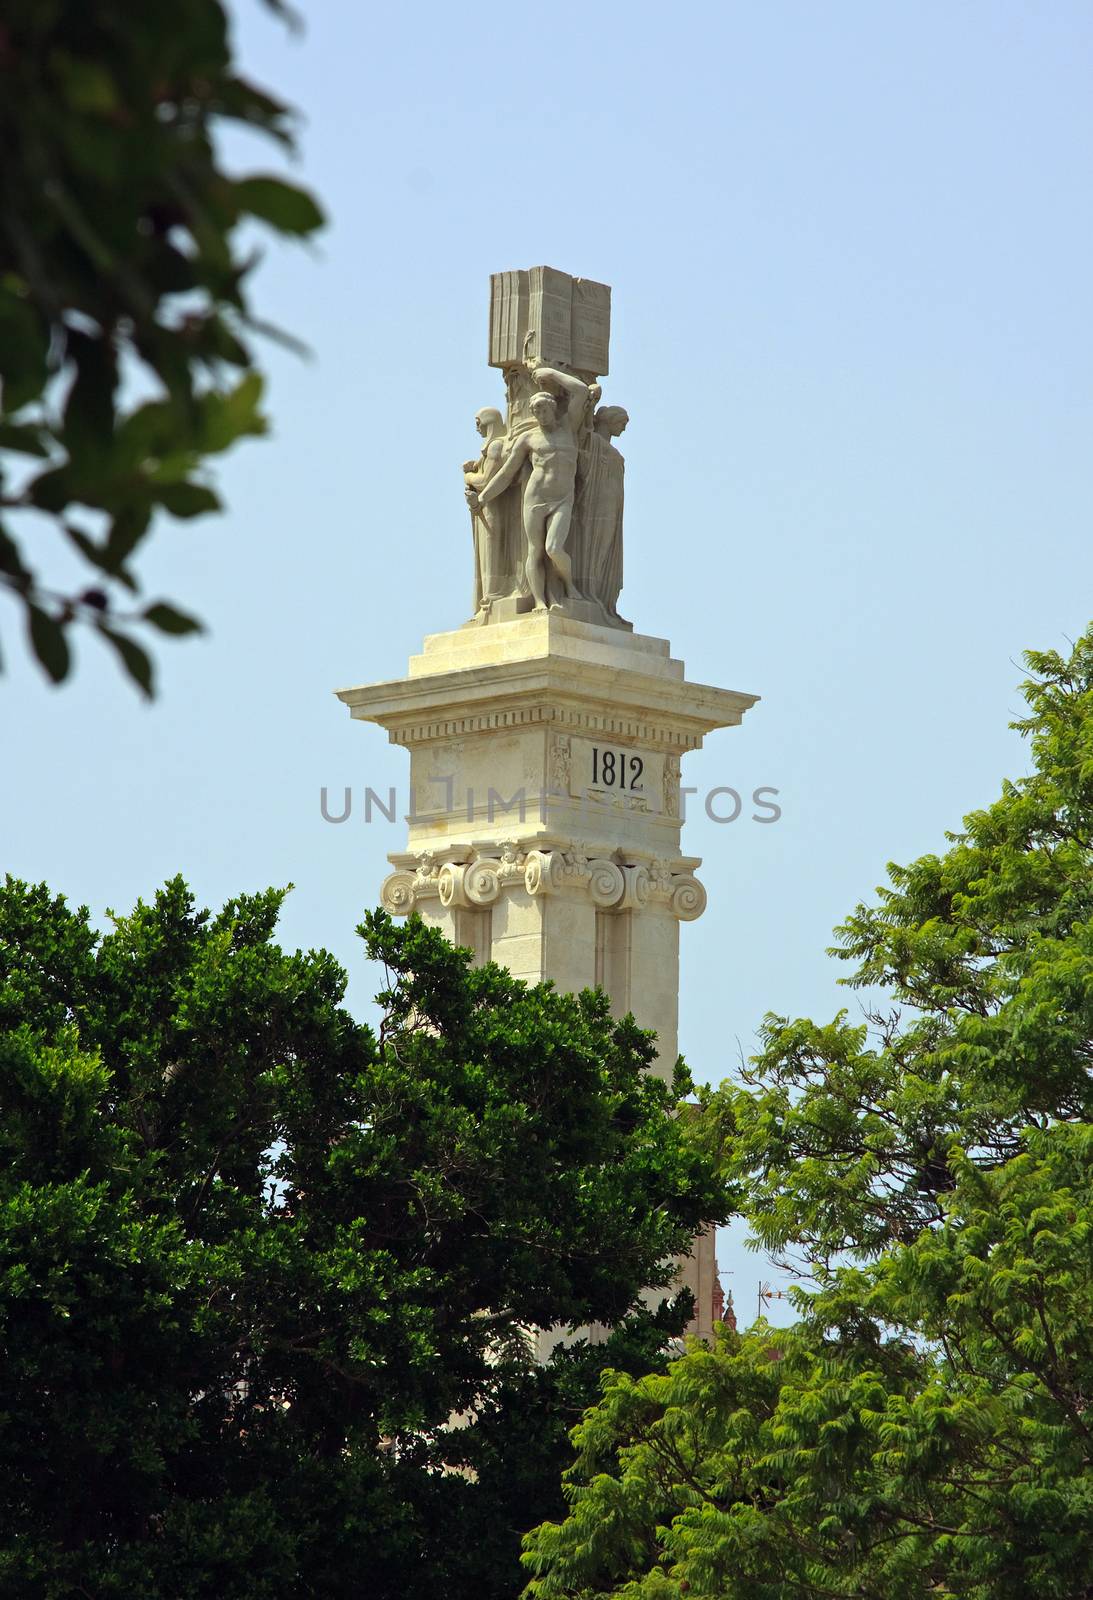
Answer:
xmin=340 ymin=612 xmax=757 ymax=1338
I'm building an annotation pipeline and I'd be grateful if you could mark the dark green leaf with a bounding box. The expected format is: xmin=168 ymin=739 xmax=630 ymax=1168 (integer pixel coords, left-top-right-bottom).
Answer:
xmin=155 ymin=481 xmax=221 ymax=518
xmin=197 ymin=373 xmax=267 ymax=454
xmin=63 ymin=522 xmax=106 ymax=570
xmin=63 ymin=333 xmax=118 ymax=463
xmin=0 ymin=423 xmax=50 ymax=458
xmin=29 ymin=467 xmax=78 ymax=514
xmin=113 ymin=399 xmax=190 ymax=471
xmin=101 ymin=506 xmax=152 ymax=572
xmin=240 ymin=313 xmax=312 ymax=359
xmin=257 ymin=0 xmax=304 ymax=29
xmin=217 ymin=76 xmax=297 ymax=146
xmin=143 ymin=243 xmax=199 ymax=297
xmin=200 ymin=316 xmax=251 ymax=368
xmin=97 ymin=626 xmax=154 ymax=698
xmin=143 ymin=602 xmax=203 ymax=636
xmin=234 ymin=175 xmax=325 ymax=236
xmin=0 ymin=523 xmax=31 ymax=583
xmin=27 ymin=605 xmax=71 ymax=684
xmin=0 ymin=291 xmax=50 ymax=411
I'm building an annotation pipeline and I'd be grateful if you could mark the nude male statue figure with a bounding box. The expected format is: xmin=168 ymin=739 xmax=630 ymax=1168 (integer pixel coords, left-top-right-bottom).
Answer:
xmin=467 ymin=362 xmax=592 ymax=611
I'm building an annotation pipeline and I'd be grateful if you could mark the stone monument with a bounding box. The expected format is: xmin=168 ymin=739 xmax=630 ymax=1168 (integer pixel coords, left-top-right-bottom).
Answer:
xmin=337 ymin=267 xmax=758 ymax=1341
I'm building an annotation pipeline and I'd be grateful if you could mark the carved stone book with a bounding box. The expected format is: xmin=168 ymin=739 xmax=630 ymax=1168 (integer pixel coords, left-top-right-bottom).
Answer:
xmin=570 ymin=277 xmax=610 ymax=374
xmin=489 ymin=266 xmax=611 ymax=377
xmin=528 ymin=265 xmax=574 ymax=368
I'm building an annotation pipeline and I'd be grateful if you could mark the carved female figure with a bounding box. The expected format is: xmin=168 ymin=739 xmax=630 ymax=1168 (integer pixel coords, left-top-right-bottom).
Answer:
xmin=464 ymin=407 xmax=516 ymax=619
xmin=582 ymin=404 xmax=629 ymax=625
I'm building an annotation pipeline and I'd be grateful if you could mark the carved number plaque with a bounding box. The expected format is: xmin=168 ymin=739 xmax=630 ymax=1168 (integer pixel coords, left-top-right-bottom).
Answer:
xmin=592 ymin=748 xmax=643 ymax=790
xmin=570 ymin=739 xmax=664 ymax=811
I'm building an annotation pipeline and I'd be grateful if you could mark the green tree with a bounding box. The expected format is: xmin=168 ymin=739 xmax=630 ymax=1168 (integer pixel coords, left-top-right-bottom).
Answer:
xmin=0 ymin=881 xmax=727 ymax=1598
xmin=523 ymin=626 xmax=1093 ymax=1600
xmin=0 ymin=0 xmax=323 ymax=694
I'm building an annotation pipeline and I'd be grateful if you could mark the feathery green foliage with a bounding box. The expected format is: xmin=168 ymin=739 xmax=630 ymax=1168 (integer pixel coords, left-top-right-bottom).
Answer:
xmin=524 ymin=626 xmax=1093 ymax=1600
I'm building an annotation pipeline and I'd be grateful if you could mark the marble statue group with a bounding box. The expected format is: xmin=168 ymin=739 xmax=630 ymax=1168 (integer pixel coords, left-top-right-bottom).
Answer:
xmin=462 ymin=267 xmax=630 ymax=631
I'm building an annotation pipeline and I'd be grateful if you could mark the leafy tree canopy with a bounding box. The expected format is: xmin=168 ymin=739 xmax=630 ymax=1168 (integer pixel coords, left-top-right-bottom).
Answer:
xmin=0 ymin=883 xmax=727 ymax=1598
xmin=524 ymin=626 xmax=1093 ymax=1600
xmin=0 ymin=0 xmax=322 ymax=694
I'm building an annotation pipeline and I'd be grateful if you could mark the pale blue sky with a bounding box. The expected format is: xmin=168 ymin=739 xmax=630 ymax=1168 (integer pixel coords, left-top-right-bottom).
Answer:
xmin=4 ymin=1 xmax=1092 ymax=1324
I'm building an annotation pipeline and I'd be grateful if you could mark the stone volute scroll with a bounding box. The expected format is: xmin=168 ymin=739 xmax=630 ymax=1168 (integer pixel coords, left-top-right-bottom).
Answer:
xmin=460 ymin=266 xmax=632 ymax=632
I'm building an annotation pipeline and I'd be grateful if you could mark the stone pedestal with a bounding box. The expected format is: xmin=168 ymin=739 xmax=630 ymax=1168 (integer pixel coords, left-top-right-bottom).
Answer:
xmin=336 ymin=613 xmax=757 ymax=1340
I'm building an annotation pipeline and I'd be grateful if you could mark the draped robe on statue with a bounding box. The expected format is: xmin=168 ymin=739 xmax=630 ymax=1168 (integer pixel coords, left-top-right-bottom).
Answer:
xmin=573 ymin=417 xmax=627 ymax=626
xmin=469 ymin=444 xmax=528 ymax=614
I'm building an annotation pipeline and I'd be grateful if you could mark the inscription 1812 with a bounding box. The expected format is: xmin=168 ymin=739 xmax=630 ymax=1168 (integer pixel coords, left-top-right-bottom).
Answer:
xmin=591 ymin=747 xmax=644 ymax=791
xmin=568 ymin=738 xmax=666 ymax=811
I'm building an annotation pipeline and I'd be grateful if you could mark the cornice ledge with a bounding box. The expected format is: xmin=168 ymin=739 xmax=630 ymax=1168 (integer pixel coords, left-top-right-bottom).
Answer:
xmin=337 ymin=662 xmax=756 ymax=748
